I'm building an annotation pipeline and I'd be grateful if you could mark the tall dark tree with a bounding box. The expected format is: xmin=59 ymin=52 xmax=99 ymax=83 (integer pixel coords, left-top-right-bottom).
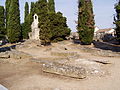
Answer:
xmin=49 ymin=12 xmax=71 ymax=42
xmin=29 ymin=2 xmax=35 ymax=24
xmin=31 ymin=2 xmax=35 ymax=13
xmin=24 ymin=2 xmax=29 ymax=21
xmin=5 ymin=0 xmax=11 ymax=29
xmin=22 ymin=2 xmax=36 ymax=39
xmin=0 ymin=6 xmax=6 ymax=40
xmin=48 ymin=0 xmax=55 ymax=12
xmin=35 ymin=0 xmax=52 ymax=45
xmin=114 ymin=0 xmax=120 ymax=43
xmin=22 ymin=2 xmax=30 ymax=39
xmin=77 ymin=0 xmax=95 ymax=45
xmin=7 ymin=0 xmax=21 ymax=43
xmin=47 ymin=0 xmax=70 ymax=42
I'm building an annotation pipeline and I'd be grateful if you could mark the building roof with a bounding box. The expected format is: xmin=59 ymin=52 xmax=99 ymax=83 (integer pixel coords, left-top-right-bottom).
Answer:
xmin=96 ymin=28 xmax=114 ymax=33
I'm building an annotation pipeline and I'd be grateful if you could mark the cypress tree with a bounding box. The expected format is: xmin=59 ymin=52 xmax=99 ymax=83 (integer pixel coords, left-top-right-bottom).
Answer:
xmin=22 ymin=2 xmax=35 ymax=39
xmin=31 ymin=2 xmax=35 ymax=13
xmin=77 ymin=0 xmax=95 ymax=45
xmin=21 ymin=22 xmax=25 ymax=39
xmin=24 ymin=2 xmax=29 ymax=21
xmin=114 ymin=0 xmax=120 ymax=43
xmin=48 ymin=0 xmax=55 ymax=12
xmin=30 ymin=2 xmax=35 ymax=24
xmin=22 ymin=2 xmax=30 ymax=39
xmin=49 ymin=12 xmax=71 ymax=42
xmin=0 ymin=6 xmax=6 ymax=40
xmin=5 ymin=0 xmax=11 ymax=29
xmin=22 ymin=14 xmax=33 ymax=39
xmin=35 ymin=0 xmax=52 ymax=45
xmin=7 ymin=0 xmax=21 ymax=43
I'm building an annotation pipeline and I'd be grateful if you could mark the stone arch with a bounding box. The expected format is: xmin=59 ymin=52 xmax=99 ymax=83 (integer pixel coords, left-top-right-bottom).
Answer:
xmin=33 ymin=14 xmax=38 ymax=23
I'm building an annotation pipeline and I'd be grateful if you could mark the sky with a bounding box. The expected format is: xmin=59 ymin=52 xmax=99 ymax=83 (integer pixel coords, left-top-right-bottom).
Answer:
xmin=0 ymin=0 xmax=117 ymax=31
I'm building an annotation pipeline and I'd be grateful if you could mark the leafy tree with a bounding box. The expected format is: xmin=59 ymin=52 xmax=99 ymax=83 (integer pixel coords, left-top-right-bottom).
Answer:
xmin=48 ymin=0 xmax=55 ymax=12
xmin=114 ymin=1 xmax=120 ymax=43
xmin=35 ymin=0 xmax=52 ymax=45
xmin=77 ymin=0 xmax=95 ymax=45
xmin=0 ymin=6 xmax=6 ymax=40
xmin=7 ymin=0 xmax=21 ymax=43
xmin=49 ymin=12 xmax=71 ymax=42
xmin=24 ymin=2 xmax=29 ymax=21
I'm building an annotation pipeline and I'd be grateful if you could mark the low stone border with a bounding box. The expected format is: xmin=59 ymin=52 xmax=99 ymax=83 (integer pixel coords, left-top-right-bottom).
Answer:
xmin=31 ymin=58 xmax=86 ymax=79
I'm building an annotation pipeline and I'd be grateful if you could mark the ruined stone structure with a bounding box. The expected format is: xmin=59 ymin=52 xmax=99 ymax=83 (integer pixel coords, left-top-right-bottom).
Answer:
xmin=29 ymin=14 xmax=40 ymax=40
xmin=67 ymin=32 xmax=79 ymax=40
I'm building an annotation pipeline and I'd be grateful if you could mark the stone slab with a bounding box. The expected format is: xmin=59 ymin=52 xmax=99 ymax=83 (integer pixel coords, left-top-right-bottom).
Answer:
xmin=31 ymin=59 xmax=86 ymax=79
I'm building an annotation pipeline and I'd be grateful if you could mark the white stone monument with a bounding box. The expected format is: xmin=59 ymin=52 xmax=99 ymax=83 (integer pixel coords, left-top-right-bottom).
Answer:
xmin=29 ymin=14 xmax=40 ymax=40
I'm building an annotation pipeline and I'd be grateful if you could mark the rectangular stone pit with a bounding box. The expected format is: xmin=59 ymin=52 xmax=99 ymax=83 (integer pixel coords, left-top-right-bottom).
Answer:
xmin=40 ymin=60 xmax=86 ymax=79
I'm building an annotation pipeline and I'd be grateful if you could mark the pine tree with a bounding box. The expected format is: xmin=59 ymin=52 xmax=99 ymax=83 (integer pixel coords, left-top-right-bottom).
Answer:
xmin=25 ymin=0 xmax=70 ymax=44
xmin=24 ymin=2 xmax=29 ymax=21
xmin=77 ymin=0 xmax=95 ymax=45
xmin=114 ymin=0 xmax=120 ymax=43
xmin=47 ymin=0 xmax=70 ymax=42
xmin=7 ymin=0 xmax=21 ymax=43
xmin=35 ymin=0 xmax=52 ymax=45
xmin=0 ymin=6 xmax=6 ymax=40
xmin=48 ymin=0 xmax=55 ymax=12
xmin=49 ymin=12 xmax=71 ymax=42
xmin=5 ymin=0 xmax=11 ymax=29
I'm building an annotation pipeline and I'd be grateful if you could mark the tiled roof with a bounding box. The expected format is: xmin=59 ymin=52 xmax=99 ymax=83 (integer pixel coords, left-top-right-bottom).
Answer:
xmin=96 ymin=28 xmax=113 ymax=33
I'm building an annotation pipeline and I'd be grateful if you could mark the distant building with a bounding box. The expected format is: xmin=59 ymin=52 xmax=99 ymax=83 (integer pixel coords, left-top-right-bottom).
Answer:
xmin=95 ymin=28 xmax=115 ymax=36
xmin=94 ymin=26 xmax=100 ymax=34
xmin=67 ymin=32 xmax=79 ymax=40
xmin=94 ymin=28 xmax=116 ymax=41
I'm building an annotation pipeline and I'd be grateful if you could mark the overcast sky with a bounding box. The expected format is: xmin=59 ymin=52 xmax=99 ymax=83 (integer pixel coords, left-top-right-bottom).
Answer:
xmin=0 ymin=0 xmax=117 ymax=31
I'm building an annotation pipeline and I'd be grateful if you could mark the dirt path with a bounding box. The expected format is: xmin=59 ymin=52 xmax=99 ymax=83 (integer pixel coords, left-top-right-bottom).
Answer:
xmin=0 ymin=41 xmax=120 ymax=90
xmin=0 ymin=57 xmax=120 ymax=90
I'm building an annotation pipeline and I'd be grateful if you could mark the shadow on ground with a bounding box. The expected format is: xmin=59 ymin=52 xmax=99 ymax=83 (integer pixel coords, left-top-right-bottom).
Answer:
xmin=0 ymin=40 xmax=26 ymax=53
xmin=72 ymin=39 xmax=120 ymax=52
xmin=0 ymin=45 xmax=16 ymax=52
xmin=73 ymin=39 xmax=81 ymax=44
xmin=93 ymin=41 xmax=120 ymax=52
